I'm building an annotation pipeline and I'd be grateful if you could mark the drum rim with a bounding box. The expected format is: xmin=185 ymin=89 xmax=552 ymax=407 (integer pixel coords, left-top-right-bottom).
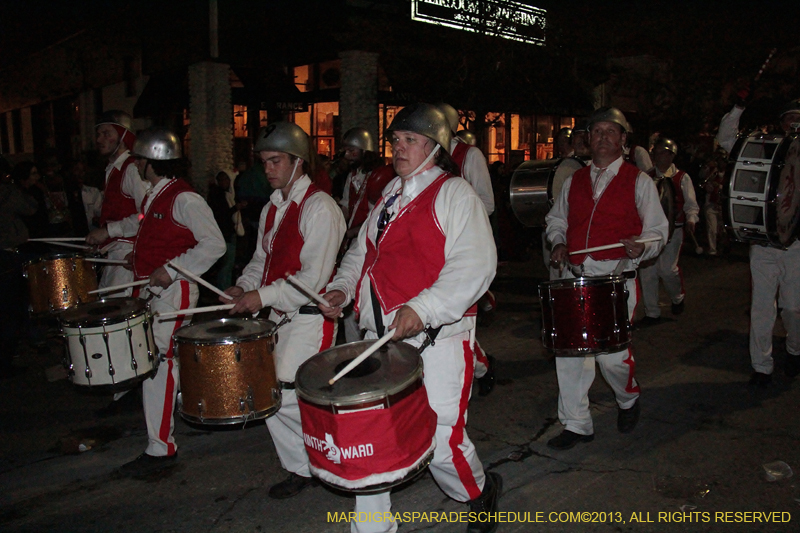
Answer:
xmin=22 ymin=252 xmax=86 ymax=268
xmin=540 ymin=274 xmax=628 ymax=289
xmin=296 ymin=340 xmax=424 ymax=406
xmin=172 ymin=317 xmax=276 ymax=345
xmin=59 ymin=297 xmax=149 ymax=327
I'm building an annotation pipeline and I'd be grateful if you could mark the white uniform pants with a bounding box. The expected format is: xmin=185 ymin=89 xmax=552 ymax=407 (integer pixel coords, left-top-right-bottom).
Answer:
xmin=265 ymin=310 xmax=337 ymax=475
xmin=639 ymin=227 xmax=685 ymax=318
xmin=555 ymin=277 xmax=640 ymax=436
xmin=141 ymin=280 xmax=198 ymax=457
xmin=749 ymin=243 xmax=800 ymax=374
xmin=473 ymin=339 xmax=490 ymax=379
xmin=99 ymin=241 xmax=135 ymax=294
xmin=353 ymin=331 xmax=485 ymax=533
xmin=704 ymin=204 xmax=721 ymax=255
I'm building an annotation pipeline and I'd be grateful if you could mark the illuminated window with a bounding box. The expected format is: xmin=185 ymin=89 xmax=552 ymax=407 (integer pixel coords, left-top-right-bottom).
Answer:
xmin=289 ymin=102 xmax=339 ymax=157
xmin=233 ymin=105 xmax=248 ymax=138
xmin=379 ymin=104 xmax=404 ymax=159
xmin=485 ymin=112 xmax=505 ymax=164
xmin=293 ymin=64 xmax=312 ymax=93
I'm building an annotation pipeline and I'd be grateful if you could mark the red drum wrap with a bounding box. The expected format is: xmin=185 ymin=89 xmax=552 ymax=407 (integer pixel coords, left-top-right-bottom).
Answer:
xmin=296 ymin=341 xmax=436 ymax=493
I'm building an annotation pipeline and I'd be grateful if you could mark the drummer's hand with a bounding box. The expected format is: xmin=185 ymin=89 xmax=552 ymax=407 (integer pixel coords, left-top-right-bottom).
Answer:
xmin=222 ymin=285 xmax=244 ymax=303
xmin=686 ymin=221 xmax=696 ymax=234
xmin=550 ymin=243 xmax=567 ymax=270
xmin=123 ymin=252 xmax=133 ymax=271
xmin=230 ymin=290 xmax=263 ymax=314
xmin=620 ymin=237 xmax=645 ymax=259
xmin=388 ymin=305 xmax=424 ymax=341
xmin=150 ymin=266 xmax=173 ymax=289
xmin=86 ymin=227 xmax=109 ymax=245
xmin=319 ymin=290 xmax=346 ymax=319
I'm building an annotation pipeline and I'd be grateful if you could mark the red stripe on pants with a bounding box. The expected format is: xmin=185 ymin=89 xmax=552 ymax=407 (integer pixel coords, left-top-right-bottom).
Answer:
xmin=474 ymin=342 xmax=489 ymax=368
xmin=623 ymin=346 xmax=640 ymax=394
xmin=319 ymin=316 xmax=336 ymax=351
xmin=449 ymin=340 xmax=482 ymax=501
xmin=160 ymin=280 xmax=190 ymax=456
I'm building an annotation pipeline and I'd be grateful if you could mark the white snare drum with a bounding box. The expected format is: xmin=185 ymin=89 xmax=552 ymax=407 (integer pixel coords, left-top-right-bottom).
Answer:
xmin=723 ymin=132 xmax=800 ymax=248
xmin=60 ymin=298 xmax=157 ymax=390
xmin=510 ymin=157 xmax=587 ymax=227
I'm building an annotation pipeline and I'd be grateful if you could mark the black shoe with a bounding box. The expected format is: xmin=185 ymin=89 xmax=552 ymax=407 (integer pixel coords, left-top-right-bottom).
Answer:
xmin=118 ymin=452 xmax=178 ymax=478
xmin=786 ymin=355 xmax=800 ymax=378
xmin=748 ymin=372 xmax=772 ymax=388
xmin=671 ymin=300 xmax=685 ymax=315
xmin=637 ymin=316 xmax=661 ymax=328
xmin=618 ymin=398 xmax=640 ymax=433
xmin=268 ymin=473 xmax=318 ymax=499
xmin=546 ymin=430 xmax=594 ymax=450
xmin=477 ymin=355 xmax=496 ymax=397
xmin=467 ymin=472 xmax=503 ymax=533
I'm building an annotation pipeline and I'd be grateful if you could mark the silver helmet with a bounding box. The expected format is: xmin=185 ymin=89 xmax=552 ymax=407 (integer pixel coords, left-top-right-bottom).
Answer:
xmin=587 ymin=107 xmax=631 ymax=134
xmin=132 ymin=128 xmax=182 ymax=160
xmin=387 ymin=103 xmax=451 ymax=150
xmin=456 ymin=130 xmax=477 ymax=146
xmin=653 ymin=137 xmax=678 ymax=155
xmin=254 ymin=122 xmax=310 ymax=161
xmin=95 ymin=110 xmax=133 ymax=133
xmin=437 ymin=103 xmax=460 ymax=134
xmin=780 ymin=98 xmax=800 ymax=118
xmin=342 ymin=127 xmax=374 ymax=152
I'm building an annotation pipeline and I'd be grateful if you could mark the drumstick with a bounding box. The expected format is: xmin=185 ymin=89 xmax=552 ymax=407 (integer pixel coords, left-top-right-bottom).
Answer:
xmin=286 ymin=274 xmax=343 ymax=318
xmin=568 ymin=237 xmax=662 ymax=255
xmin=35 ymin=241 xmax=94 ymax=251
xmin=28 ymin=237 xmax=87 ymax=242
xmin=89 ymin=279 xmax=149 ymax=294
xmin=168 ymin=261 xmax=233 ymax=300
xmin=328 ymin=330 xmax=395 ymax=385
xmin=157 ymin=304 xmax=235 ymax=320
xmin=686 ymin=230 xmax=704 ymax=255
xmin=84 ymin=258 xmax=129 ymax=265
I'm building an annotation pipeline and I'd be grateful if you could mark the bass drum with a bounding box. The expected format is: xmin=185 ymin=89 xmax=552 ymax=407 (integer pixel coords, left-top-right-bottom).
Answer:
xmin=723 ymin=132 xmax=800 ymax=248
xmin=654 ymin=176 xmax=676 ymax=242
xmin=509 ymin=157 xmax=586 ymax=227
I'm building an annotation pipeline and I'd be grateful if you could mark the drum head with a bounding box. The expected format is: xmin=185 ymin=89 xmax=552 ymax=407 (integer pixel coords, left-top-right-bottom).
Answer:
xmin=173 ymin=317 xmax=275 ymax=345
xmin=540 ymin=274 xmax=627 ymax=291
xmin=59 ymin=297 xmax=147 ymax=327
xmin=296 ymin=341 xmax=422 ymax=407
xmin=774 ymin=136 xmax=800 ymax=245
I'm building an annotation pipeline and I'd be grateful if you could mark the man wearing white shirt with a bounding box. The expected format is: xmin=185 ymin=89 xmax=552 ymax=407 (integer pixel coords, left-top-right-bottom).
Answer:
xmin=223 ymin=123 xmax=346 ymax=499
xmin=85 ymin=111 xmax=149 ymax=291
xmin=321 ymin=103 xmax=501 ymax=533
xmin=118 ymin=128 xmax=226 ymax=477
xmin=639 ymin=138 xmax=700 ymax=324
xmin=546 ymin=107 xmax=669 ymax=450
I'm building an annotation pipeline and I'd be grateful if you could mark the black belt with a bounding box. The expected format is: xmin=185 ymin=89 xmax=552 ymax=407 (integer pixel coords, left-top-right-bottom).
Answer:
xmin=622 ymin=270 xmax=636 ymax=280
xmin=299 ymin=305 xmax=321 ymax=315
xmin=280 ymin=381 xmax=295 ymax=390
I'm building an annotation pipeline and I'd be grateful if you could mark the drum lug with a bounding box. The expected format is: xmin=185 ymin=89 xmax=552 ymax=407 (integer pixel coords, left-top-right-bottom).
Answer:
xmin=267 ymin=338 xmax=275 ymax=352
xmin=102 ymin=331 xmax=116 ymax=379
xmin=62 ymin=287 xmax=69 ymax=304
xmin=79 ymin=330 xmax=92 ymax=380
xmin=234 ymin=344 xmax=241 ymax=362
xmin=198 ymin=400 xmax=205 ymax=423
xmin=194 ymin=345 xmax=201 ymax=363
xmin=272 ymin=387 xmax=281 ymax=403
xmin=239 ymin=386 xmax=255 ymax=413
xmin=143 ymin=318 xmax=155 ymax=364
xmin=126 ymin=326 xmax=138 ymax=373
xmin=71 ymin=260 xmax=77 ymax=272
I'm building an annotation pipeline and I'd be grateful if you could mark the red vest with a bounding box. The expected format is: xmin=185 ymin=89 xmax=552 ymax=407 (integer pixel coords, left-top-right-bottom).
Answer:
xmin=451 ymin=142 xmax=470 ymax=176
xmin=567 ymin=162 xmax=643 ymax=264
xmin=260 ymin=184 xmax=322 ymax=288
xmin=348 ymin=164 xmax=395 ymax=230
xmin=99 ymin=156 xmax=138 ymax=227
xmin=358 ymin=173 xmax=477 ymax=317
xmin=133 ymin=179 xmax=198 ymax=280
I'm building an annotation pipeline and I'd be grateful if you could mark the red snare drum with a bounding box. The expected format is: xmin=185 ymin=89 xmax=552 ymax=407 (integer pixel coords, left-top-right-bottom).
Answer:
xmin=296 ymin=340 xmax=436 ymax=494
xmin=539 ymin=275 xmax=631 ymax=356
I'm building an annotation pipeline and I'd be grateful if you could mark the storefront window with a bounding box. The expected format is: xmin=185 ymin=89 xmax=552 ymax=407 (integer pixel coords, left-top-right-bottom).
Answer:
xmin=379 ymin=104 xmax=403 ymax=160
xmin=535 ymin=115 xmax=555 ymax=160
xmin=293 ymin=64 xmax=312 ymax=93
xmin=290 ymin=102 xmax=339 ymax=157
xmin=485 ymin=112 xmax=505 ymax=164
xmin=233 ymin=105 xmax=248 ymax=138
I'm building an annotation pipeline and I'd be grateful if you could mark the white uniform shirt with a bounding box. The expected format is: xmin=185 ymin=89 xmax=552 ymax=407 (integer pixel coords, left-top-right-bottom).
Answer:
xmin=545 ymin=156 xmax=669 ymax=275
xmin=236 ymin=175 xmax=345 ymax=312
xmin=81 ymin=185 xmax=103 ymax=229
xmin=329 ymin=166 xmax=496 ymax=341
xmin=140 ymin=178 xmax=226 ymax=282
xmin=105 ymin=150 xmax=150 ymax=239
xmin=717 ymin=105 xmax=745 ymax=153
xmin=653 ymin=164 xmax=700 ymax=225
xmin=624 ymin=145 xmax=654 ymax=173
xmin=450 ymin=139 xmax=495 ymax=215
xmin=339 ymin=168 xmax=367 ymax=216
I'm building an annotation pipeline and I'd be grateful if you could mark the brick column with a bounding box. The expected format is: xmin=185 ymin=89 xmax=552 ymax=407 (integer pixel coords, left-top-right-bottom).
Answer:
xmin=339 ymin=50 xmax=379 ymax=144
xmin=188 ymin=61 xmax=233 ymax=197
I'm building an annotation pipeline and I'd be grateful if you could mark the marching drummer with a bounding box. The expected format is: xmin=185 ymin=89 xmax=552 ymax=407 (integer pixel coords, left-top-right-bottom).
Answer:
xmin=717 ymin=97 xmax=800 ymax=386
xmin=118 ymin=128 xmax=226 ymax=477
xmin=85 ymin=111 xmax=149 ymax=291
xmin=546 ymin=107 xmax=669 ymax=450
xmin=638 ymin=138 xmax=700 ymax=326
xmin=221 ymin=123 xmax=346 ymax=499
xmin=320 ymin=103 xmax=502 ymax=533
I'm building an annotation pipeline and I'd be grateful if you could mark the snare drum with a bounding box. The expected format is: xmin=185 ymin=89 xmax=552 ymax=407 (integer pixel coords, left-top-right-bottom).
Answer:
xmin=296 ymin=341 xmax=437 ymax=493
xmin=723 ymin=132 xmax=800 ymax=248
xmin=539 ymin=275 xmax=631 ymax=356
xmin=23 ymin=253 xmax=98 ymax=315
xmin=174 ymin=318 xmax=280 ymax=425
xmin=510 ymin=157 xmax=587 ymax=227
xmin=60 ymin=298 xmax=157 ymax=389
